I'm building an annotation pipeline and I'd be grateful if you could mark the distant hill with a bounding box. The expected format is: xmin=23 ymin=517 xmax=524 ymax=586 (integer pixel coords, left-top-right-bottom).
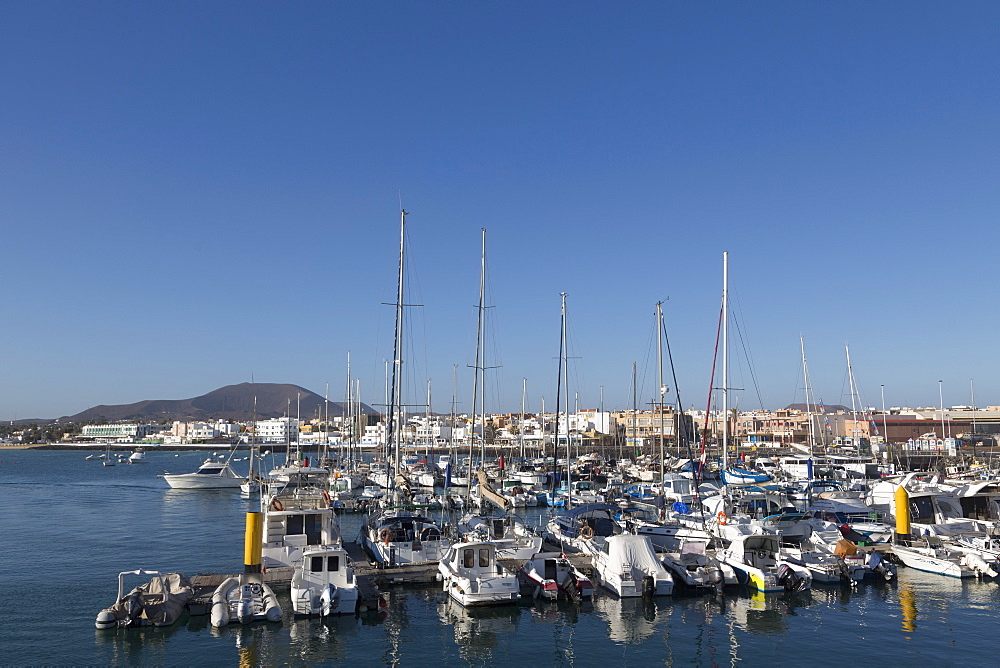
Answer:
xmin=59 ymin=383 xmax=378 ymax=423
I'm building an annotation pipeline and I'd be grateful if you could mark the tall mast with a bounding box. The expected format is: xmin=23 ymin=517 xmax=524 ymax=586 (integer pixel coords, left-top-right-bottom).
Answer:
xmin=520 ymin=378 xmax=527 ymax=461
xmin=656 ymin=301 xmax=666 ymax=493
xmin=800 ymin=336 xmax=815 ymax=453
xmin=386 ymin=210 xmax=408 ymax=485
xmin=846 ymin=344 xmax=858 ymax=451
xmin=467 ymin=229 xmax=487 ymax=502
xmin=560 ymin=292 xmax=571 ymax=509
xmin=721 ymin=251 xmax=729 ymax=470
xmin=631 ymin=361 xmax=637 ymax=461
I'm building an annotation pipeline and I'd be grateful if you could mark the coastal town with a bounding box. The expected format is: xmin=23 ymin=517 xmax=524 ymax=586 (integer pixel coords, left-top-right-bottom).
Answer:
xmin=16 ymin=402 xmax=998 ymax=455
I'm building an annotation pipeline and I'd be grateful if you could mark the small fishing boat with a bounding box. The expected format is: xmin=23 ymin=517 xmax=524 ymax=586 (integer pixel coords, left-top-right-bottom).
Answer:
xmin=291 ymin=545 xmax=359 ymax=616
xmin=720 ymin=466 xmax=773 ymax=486
xmin=437 ymin=541 xmax=521 ymax=606
xmin=518 ymin=551 xmax=594 ymax=601
xmin=95 ymin=570 xmax=193 ymax=629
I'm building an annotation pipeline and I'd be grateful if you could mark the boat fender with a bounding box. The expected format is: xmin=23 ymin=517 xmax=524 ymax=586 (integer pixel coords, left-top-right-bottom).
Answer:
xmin=717 ymin=511 xmax=728 ymax=526
xmin=580 ymin=526 xmax=594 ymax=540
xmin=271 ymin=498 xmax=284 ymax=512
xmin=210 ymin=577 xmax=239 ymax=627
xmin=322 ymin=489 xmax=331 ymax=506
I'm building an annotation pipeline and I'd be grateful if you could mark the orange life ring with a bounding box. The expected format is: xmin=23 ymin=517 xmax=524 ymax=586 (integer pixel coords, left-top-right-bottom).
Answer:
xmin=580 ymin=526 xmax=595 ymax=539
xmin=322 ymin=489 xmax=331 ymax=505
xmin=271 ymin=498 xmax=284 ymax=511
xmin=380 ymin=528 xmax=393 ymax=545
xmin=717 ymin=511 xmax=728 ymax=526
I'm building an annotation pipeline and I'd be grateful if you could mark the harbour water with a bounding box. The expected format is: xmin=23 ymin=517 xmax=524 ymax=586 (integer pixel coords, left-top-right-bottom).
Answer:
xmin=3 ymin=449 xmax=996 ymax=666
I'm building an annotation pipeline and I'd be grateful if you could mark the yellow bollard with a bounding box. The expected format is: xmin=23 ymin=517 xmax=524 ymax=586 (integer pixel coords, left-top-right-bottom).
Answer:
xmin=894 ymin=485 xmax=910 ymax=545
xmin=244 ymin=512 xmax=263 ymax=574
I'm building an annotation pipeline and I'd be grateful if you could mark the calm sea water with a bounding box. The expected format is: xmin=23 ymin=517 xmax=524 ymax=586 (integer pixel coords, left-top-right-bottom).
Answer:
xmin=2 ymin=449 xmax=996 ymax=666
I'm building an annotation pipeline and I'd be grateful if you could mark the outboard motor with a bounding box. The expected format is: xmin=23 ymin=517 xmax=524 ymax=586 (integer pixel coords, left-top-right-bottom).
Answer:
xmin=641 ymin=575 xmax=656 ymax=598
xmin=777 ymin=564 xmax=801 ymax=592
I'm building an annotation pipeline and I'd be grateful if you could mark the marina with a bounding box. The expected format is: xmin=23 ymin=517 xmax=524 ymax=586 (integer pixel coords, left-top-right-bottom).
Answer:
xmin=6 ymin=448 xmax=1000 ymax=665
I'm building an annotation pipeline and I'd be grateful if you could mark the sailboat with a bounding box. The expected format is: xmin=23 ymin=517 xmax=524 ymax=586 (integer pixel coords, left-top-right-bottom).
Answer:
xmin=362 ymin=210 xmax=450 ymax=565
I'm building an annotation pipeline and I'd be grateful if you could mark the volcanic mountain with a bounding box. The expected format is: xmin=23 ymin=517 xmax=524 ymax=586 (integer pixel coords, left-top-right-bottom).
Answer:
xmin=60 ymin=383 xmax=377 ymax=423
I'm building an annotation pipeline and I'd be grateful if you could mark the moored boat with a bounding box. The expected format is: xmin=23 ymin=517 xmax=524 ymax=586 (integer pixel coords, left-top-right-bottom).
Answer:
xmin=95 ymin=570 xmax=193 ymax=629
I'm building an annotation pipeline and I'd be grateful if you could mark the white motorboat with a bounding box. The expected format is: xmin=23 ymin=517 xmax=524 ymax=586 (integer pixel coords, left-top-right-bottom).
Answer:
xmin=717 ymin=534 xmax=812 ymax=593
xmin=261 ymin=476 xmax=342 ymax=570
xmin=291 ymin=545 xmax=359 ymax=616
xmin=438 ymin=541 xmax=521 ymax=606
xmin=659 ymin=541 xmax=738 ymax=590
xmin=781 ymin=545 xmax=867 ymax=584
xmin=161 ymin=456 xmax=243 ymax=489
xmin=518 ymin=551 xmax=594 ymax=601
xmin=892 ymin=537 xmax=996 ymax=578
xmin=95 ymin=570 xmax=193 ymax=629
xmin=457 ymin=514 xmax=543 ymax=561
xmin=128 ymin=448 xmax=146 ymax=464
xmin=592 ymin=534 xmax=674 ymax=597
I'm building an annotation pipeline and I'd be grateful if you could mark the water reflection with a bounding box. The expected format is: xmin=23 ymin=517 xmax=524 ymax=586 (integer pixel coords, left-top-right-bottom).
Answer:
xmin=437 ymin=597 xmax=521 ymax=661
xmin=899 ymin=583 xmax=917 ymax=635
xmin=592 ymin=595 xmax=665 ymax=644
xmin=92 ymin=616 xmax=185 ymax=665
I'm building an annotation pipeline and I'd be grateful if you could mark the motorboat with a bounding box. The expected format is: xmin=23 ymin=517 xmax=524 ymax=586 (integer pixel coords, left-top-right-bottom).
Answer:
xmin=437 ymin=541 xmax=521 ymax=606
xmin=210 ymin=577 xmax=282 ymax=626
xmin=363 ymin=508 xmax=451 ymax=565
xmin=95 ymin=570 xmax=193 ymax=629
xmin=616 ymin=503 xmax=714 ymax=552
xmin=659 ymin=540 xmax=738 ymax=590
xmin=717 ymin=534 xmax=812 ymax=593
xmin=128 ymin=448 xmax=146 ymax=464
xmin=290 ymin=544 xmax=359 ymax=616
xmin=161 ymin=455 xmax=243 ymax=489
xmin=781 ymin=545 xmax=866 ymax=584
xmin=518 ymin=551 xmax=594 ymax=601
xmin=592 ymin=534 xmax=674 ymax=597
xmin=892 ymin=536 xmax=997 ymax=578
xmin=261 ymin=475 xmax=342 ymax=570
xmin=457 ymin=513 xmax=543 ymax=560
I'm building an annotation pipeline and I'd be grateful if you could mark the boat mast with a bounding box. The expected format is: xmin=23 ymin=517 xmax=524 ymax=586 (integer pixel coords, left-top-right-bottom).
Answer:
xmin=467 ymin=229 xmax=487 ymax=502
xmin=846 ymin=344 xmax=858 ymax=452
xmin=520 ymin=378 xmax=527 ymax=461
xmin=721 ymin=251 xmax=729 ymax=471
xmin=386 ymin=210 xmax=408 ymax=487
xmin=560 ymin=293 xmax=572 ymax=509
xmin=656 ymin=300 xmax=666 ymax=496
xmin=800 ymin=336 xmax=815 ymax=454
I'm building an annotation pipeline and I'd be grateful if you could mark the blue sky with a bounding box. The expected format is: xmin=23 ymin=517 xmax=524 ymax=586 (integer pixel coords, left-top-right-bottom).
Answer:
xmin=1 ymin=2 xmax=998 ymax=420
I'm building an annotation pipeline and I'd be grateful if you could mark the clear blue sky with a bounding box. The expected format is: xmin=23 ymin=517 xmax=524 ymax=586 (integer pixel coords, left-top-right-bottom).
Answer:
xmin=2 ymin=2 xmax=998 ymax=420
